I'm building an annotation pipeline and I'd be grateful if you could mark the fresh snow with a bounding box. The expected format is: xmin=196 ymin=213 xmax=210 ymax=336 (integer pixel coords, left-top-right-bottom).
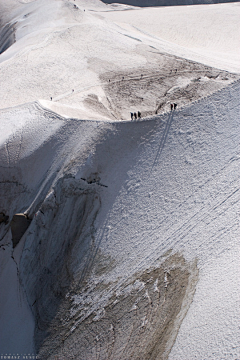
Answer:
xmin=101 ymin=2 xmax=240 ymax=72
xmin=0 ymin=0 xmax=239 ymax=359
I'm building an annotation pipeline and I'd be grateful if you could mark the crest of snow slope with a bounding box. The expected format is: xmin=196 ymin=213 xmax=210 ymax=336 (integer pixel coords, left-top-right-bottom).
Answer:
xmin=0 ymin=0 xmax=149 ymax=114
xmin=0 ymin=80 xmax=239 ymax=358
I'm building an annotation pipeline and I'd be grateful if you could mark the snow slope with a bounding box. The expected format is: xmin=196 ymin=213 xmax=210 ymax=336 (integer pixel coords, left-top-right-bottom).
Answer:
xmin=0 ymin=0 xmax=239 ymax=359
xmin=0 ymin=0 xmax=239 ymax=117
xmin=1 ymin=79 xmax=239 ymax=358
xmin=102 ymin=2 xmax=240 ymax=73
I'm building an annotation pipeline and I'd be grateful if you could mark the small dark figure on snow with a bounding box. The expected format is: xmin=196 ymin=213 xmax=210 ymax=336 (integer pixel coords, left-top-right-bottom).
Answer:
xmin=134 ymin=112 xmax=137 ymax=120
xmin=72 ymin=89 xmax=74 ymax=92
xmin=170 ymin=103 xmax=173 ymax=111
xmin=130 ymin=112 xmax=133 ymax=120
xmin=138 ymin=111 xmax=141 ymax=118
xmin=50 ymin=97 xmax=52 ymax=101
xmin=174 ymin=103 xmax=177 ymax=110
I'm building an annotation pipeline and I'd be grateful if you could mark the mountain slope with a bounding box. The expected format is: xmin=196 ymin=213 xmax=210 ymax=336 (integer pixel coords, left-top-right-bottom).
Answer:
xmin=0 ymin=79 xmax=239 ymax=358
xmin=0 ymin=0 xmax=239 ymax=359
xmin=0 ymin=0 xmax=239 ymax=117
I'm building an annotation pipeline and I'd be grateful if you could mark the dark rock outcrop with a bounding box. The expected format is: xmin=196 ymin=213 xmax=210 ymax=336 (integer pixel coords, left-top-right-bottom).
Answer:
xmin=10 ymin=213 xmax=31 ymax=248
xmin=0 ymin=212 xmax=9 ymax=224
xmin=102 ymin=0 xmax=238 ymax=6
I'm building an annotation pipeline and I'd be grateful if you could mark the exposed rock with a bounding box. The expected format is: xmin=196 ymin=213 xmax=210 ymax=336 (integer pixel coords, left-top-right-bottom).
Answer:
xmin=10 ymin=213 xmax=31 ymax=248
xmin=0 ymin=212 xmax=9 ymax=224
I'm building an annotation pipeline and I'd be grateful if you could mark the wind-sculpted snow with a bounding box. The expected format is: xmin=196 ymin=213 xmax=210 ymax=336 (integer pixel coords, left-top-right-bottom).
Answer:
xmin=0 ymin=21 xmax=16 ymax=55
xmin=0 ymin=80 xmax=239 ymax=358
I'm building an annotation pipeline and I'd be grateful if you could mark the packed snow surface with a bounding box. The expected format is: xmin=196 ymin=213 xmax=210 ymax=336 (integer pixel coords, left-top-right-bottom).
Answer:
xmin=102 ymin=2 xmax=240 ymax=72
xmin=0 ymin=0 xmax=239 ymax=359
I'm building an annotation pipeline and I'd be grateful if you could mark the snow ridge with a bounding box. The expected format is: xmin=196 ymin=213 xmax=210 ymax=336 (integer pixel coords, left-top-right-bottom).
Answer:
xmin=0 ymin=0 xmax=239 ymax=358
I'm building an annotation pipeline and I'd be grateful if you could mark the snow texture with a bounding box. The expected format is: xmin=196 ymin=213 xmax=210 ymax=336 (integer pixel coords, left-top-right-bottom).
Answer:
xmin=0 ymin=0 xmax=239 ymax=359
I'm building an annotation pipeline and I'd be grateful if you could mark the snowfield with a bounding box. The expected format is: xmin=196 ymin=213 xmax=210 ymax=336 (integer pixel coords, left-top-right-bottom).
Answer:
xmin=0 ymin=0 xmax=239 ymax=359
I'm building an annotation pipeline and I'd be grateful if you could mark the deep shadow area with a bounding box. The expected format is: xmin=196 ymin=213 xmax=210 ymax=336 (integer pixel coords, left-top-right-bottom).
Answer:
xmin=102 ymin=0 xmax=238 ymax=6
xmin=19 ymin=176 xmax=101 ymax=353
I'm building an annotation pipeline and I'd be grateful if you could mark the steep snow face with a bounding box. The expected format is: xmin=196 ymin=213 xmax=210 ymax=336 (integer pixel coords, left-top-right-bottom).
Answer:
xmin=0 ymin=80 xmax=239 ymax=357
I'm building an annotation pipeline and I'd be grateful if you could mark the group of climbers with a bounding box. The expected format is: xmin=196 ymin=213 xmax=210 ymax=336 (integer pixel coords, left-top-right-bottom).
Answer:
xmin=130 ymin=103 xmax=178 ymax=120
xmin=130 ymin=111 xmax=141 ymax=120
xmin=170 ymin=103 xmax=177 ymax=111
